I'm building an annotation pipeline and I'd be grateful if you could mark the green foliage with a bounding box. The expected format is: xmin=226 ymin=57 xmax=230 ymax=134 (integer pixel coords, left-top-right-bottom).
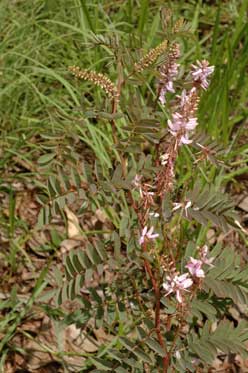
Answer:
xmin=204 ymin=246 xmax=248 ymax=304
xmin=188 ymin=320 xmax=248 ymax=364
xmin=186 ymin=183 xmax=237 ymax=232
xmin=36 ymin=163 xmax=90 ymax=228
xmin=172 ymin=320 xmax=248 ymax=372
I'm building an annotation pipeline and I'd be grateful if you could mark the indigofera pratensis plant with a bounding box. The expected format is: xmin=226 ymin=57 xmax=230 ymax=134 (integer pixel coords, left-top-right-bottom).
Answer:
xmin=38 ymin=14 xmax=248 ymax=372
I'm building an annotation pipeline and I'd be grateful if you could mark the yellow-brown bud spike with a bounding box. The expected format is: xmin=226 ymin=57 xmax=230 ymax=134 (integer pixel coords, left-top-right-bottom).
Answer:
xmin=134 ymin=40 xmax=168 ymax=73
xmin=173 ymin=18 xmax=187 ymax=33
xmin=68 ymin=66 xmax=118 ymax=99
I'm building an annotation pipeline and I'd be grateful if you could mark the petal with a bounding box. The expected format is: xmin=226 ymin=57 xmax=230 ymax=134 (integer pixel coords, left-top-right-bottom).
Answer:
xmin=185 ymin=201 xmax=192 ymax=209
xmin=182 ymin=278 xmax=193 ymax=289
xmin=147 ymin=226 xmax=154 ymax=236
xmin=159 ymin=92 xmax=166 ymax=105
xmin=178 ymin=273 xmax=189 ymax=281
xmin=172 ymin=203 xmax=182 ymax=211
xmin=189 ymin=257 xmax=198 ymax=264
xmin=166 ymin=81 xmax=175 ymax=93
xmin=151 ymin=233 xmax=159 ymax=239
xmin=195 ymin=269 xmax=205 ymax=278
xmin=142 ymin=226 xmax=148 ymax=236
xmin=176 ymin=290 xmax=183 ymax=303
xmin=201 ymin=245 xmax=209 ymax=257
xmin=163 ymin=282 xmax=172 ymax=292
xmin=185 ymin=118 xmax=198 ymax=130
xmin=180 ymin=135 xmax=192 ymax=145
xmin=168 ymin=118 xmax=181 ymax=132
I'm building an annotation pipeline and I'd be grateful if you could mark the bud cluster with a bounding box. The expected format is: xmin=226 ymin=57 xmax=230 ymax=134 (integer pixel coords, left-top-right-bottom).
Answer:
xmin=68 ymin=66 xmax=118 ymax=99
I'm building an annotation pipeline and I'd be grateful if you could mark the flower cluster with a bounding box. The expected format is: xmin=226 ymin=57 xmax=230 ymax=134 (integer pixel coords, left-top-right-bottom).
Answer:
xmin=168 ymin=87 xmax=199 ymax=145
xmin=158 ymin=43 xmax=180 ymax=105
xmin=191 ymin=60 xmax=214 ymax=90
xmin=163 ymin=273 xmax=193 ymax=303
xmin=166 ymin=59 xmax=214 ymax=145
xmin=163 ymin=246 xmax=214 ymax=303
xmin=185 ymin=257 xmax=205 ymax=278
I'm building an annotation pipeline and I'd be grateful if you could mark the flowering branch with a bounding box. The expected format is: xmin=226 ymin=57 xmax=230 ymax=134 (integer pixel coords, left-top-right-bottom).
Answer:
xmin=131 ymin=52 xmax=214 ymax=369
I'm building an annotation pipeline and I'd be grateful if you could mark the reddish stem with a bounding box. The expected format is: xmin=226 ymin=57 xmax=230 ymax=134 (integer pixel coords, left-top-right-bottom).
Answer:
xmin=142 ymin=242 xmax=169 ymax=372
xmin=128 ymin=185 xmax=170 ymax=370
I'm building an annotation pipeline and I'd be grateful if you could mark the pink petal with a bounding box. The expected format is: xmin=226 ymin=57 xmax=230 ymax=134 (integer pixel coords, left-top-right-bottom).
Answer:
xmin=180 ymin=135 xmax=192 ymax=145
xmin=151 ymin=233 xmax=159 ymax=239
xmin=177 ymin=273 xmax=189 ymax=282
xmin=143 ymin=226 xmax=148 ymax=235
xmin=195 ymin=269 xmax=205 ymax=278
xmin=181 ymin=278 xmax=193 ymax=289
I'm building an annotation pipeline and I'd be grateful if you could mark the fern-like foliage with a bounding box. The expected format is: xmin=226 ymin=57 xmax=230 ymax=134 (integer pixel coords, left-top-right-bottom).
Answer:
xmin=188 ymin=320 xmax=248 ymax=365
xmin=204 ymin=245 xmax=248 ymax=304
xmin=172 ymin=320 xmax=248 ymax=372
xmin=36 ymin=161 xmax=93 ymax=227
xmin=185 ymin=183 xmax=237 ymax=232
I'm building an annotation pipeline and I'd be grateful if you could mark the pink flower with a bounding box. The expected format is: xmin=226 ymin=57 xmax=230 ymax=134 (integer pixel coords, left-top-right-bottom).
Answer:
xmin=180 ymin=133 xmax=192 ymax=145
xmin=185 ymin=247 xmax=214 ymax=279
xmin=163 ymin=273 xmax=193 ymax=303
xmin=185 ymin=117 xmax=198 ymax=131
xmin=185 ymin=257 xmax=205 ymax=278
xmin=191 ymin=60 xmax=214 ymax=90
xmin=139 ymin=226 xmax=159 ymax=245
xmin=159 ymin=77 xmax=177 ymax=104
xmin=172 ymin=200 xmax=192 ymax=217
xmin=167 ymin=112 xmax=198 ymax=145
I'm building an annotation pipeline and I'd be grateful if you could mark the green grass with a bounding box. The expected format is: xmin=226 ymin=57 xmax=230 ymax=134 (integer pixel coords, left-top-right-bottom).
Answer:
xmin=0 ymin=0 xmax=248 ymax=370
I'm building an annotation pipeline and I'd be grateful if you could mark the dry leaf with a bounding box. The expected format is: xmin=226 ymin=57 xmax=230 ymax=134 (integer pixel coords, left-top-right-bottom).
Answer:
xmin=64 ymin=206 xmax=81 ymax=238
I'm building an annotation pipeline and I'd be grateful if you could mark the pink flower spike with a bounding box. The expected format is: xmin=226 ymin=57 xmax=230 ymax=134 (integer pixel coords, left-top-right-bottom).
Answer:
xmin=167 ymin=88 xmax=199 ymax=146
xmin=186 ymin=257 xmax=205 ymax=278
